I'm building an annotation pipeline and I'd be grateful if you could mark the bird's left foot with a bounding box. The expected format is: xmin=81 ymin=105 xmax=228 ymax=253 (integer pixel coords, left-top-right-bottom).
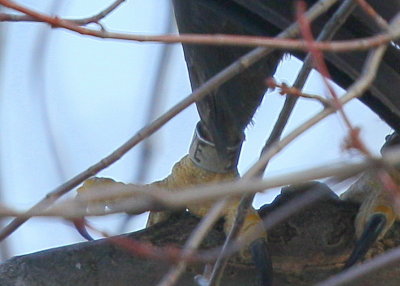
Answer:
xmin=75 ymin=155 xmax=268 ymax=263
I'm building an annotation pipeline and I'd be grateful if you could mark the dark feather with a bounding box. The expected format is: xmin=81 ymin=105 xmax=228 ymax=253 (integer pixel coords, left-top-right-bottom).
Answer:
xmin=173 ymin=0 xmax=282 ymax=153
xmin=173 ymin=0 xmax=400 ymax=153
xmin=233 ymin=0 xmax=400 ymax=131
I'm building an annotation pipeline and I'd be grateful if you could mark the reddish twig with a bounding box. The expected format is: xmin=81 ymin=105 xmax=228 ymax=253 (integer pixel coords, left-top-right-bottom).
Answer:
xmin=266 ymin=77 xmax=331 ymax=107
xmin=355 ymin=0 xmax=389 ymax=29
xmin=296 ymin=1 xmax=370 ymax=156
xmin=0 ymin=0 xmax=399 ymax=52
xmin=260 ymin=0 xmax=358 ymax=170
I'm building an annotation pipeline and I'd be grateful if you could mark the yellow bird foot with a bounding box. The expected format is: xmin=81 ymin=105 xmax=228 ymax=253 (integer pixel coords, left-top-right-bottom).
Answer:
xmin=75 ymin=177 xmax=128 ymax=240
xmin=76 ymin=155 xmax=266 ymax=263
xmin=341 ymin=133 xmax=400 ymax=268
xmin=147 ymin=155 xmax=267 ymax=264
xmin=341 ymin=170 xmax=398 ymax=268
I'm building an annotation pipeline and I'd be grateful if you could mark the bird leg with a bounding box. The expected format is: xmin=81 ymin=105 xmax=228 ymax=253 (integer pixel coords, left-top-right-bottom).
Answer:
xmin=76 ymin=154 xmax=265 ymax=262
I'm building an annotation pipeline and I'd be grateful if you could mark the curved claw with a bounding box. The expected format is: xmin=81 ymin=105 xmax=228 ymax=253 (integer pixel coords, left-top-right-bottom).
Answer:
xmin=344 ymin=213 xmax=387 ymax=269
xmin=250 ymin=238 xmax=273 ymax=286
xmin=72 ymin=218 xmax=94 ymax=241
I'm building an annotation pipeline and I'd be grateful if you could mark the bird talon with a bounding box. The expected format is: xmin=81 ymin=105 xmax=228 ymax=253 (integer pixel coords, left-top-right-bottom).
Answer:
xmin=344 ymin=213 xmax=387 ymax=269
xmin=250 ymin=238 xmax=273 ymax=286
xmin=72 ymin=217 xmax=94 ymax=241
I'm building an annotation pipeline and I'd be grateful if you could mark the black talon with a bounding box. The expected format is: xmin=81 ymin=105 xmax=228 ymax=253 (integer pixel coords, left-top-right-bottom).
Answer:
xmin=344 ymin=213 xmax=387 ymax=269
xmin=72 ymin=218 xmax=94 ymax=241
xmin=250 ymin=238 xmax=273 ymax=286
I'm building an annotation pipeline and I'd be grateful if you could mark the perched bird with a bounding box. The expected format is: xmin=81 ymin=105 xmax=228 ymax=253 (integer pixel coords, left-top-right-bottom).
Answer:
xmin=171 ymin=0 xmax=400 ymax=271
xmin=77 ymin=0 xmax=400 ymax=283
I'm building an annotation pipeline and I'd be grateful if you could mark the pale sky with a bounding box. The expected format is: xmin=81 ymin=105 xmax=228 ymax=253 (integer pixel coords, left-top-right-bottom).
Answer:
xmin=0 ymin=0 xmax=392 ymax=258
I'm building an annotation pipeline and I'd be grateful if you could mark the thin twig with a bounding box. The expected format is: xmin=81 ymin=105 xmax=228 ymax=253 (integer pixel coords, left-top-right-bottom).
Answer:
xmin=0 ymin=0 xmax=126 ymax=25
xmin=118 ymin=1 xmax=175 ymax=233
xmin=1 ymin=0 xmax=400 ymax=52
xmin=31 ymin=1 xmax=67 ymax=182
xmin=73 ymin=0 xmax=126 ymax=25
xmin=0 ymin=2 xmax=11 ymax=262
xmin=267 ymin=78 xmax=331 ymax=107
xmin=258 ymin=0 xmax=354 ymax=159
xmin=296 ymin=1 xmax=370 ymax=156
xmin=134 ymin=4 xmax=174 ymax=184
xmin=355 ymin=0 xmax=389 ymax=30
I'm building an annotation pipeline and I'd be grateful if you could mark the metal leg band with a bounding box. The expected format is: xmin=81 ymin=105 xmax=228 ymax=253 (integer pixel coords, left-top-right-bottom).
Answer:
xmin=188 ymin=122 xmax=242 ymax=173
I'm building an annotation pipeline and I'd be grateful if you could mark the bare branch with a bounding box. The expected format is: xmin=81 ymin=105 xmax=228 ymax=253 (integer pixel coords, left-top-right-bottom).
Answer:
xmin=0 ymin=0 xmax=399 ymax=52
xmin=0 ymin=150 xmax=396 ymax=219
xmin=0 ymin=0 xmax=126 ymax=25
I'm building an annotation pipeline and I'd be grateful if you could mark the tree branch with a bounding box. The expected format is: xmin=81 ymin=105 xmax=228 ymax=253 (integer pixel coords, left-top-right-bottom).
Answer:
xmin=1 ymin=188 xmax=400 ymax=286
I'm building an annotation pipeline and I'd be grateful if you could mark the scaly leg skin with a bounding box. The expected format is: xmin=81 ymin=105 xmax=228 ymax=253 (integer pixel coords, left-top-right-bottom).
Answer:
xmin=146 ymin=155 xmax=238 ymax=227
xmin=77 ymin=155 xmax=266 ymax=263
xmin=340 ymin=169 xmax=399 ymax=268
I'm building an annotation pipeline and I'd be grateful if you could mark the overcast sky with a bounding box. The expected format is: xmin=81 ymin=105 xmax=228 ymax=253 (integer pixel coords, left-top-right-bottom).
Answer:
xmin=0 ymin=0 xmax=392 ymax=259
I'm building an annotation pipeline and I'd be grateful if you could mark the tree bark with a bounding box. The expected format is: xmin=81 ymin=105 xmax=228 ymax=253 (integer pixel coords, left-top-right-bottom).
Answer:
xmin=0 ymin=185 xmax=399 ymax=286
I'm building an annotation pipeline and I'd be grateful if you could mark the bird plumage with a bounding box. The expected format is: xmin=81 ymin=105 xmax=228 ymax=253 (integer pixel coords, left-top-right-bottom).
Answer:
xmin=174 ymin=0 xmax=400 ymax=146
xmin=173 ymin=0 xmax=282 ymax=153
xmin=76 ymin=0 xmax=400 ymax=277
